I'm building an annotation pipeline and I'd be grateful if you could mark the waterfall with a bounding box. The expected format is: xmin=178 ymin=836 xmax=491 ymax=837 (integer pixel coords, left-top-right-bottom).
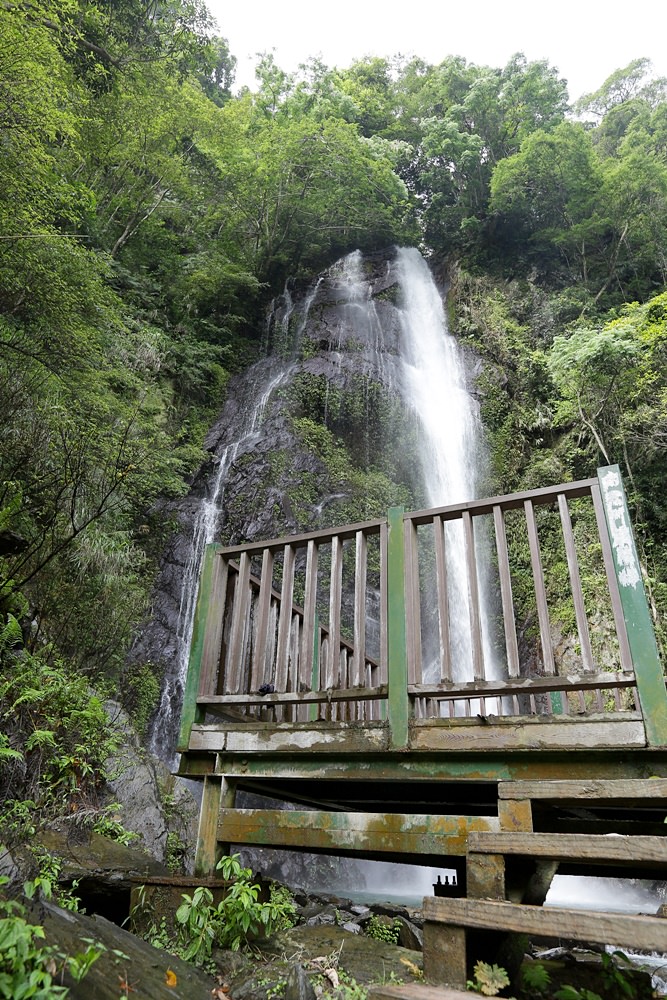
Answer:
xmin=148 ymin=363 xmax=293 ymax=762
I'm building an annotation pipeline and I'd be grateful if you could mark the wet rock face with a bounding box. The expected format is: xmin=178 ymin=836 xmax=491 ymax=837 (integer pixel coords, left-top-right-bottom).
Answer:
xmin=130 ymin=247 xmax=427 ymax=759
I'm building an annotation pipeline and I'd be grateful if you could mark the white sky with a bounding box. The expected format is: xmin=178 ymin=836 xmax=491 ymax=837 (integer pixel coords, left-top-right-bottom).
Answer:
xmin=206 ymin=0 xmax=666 ymax=103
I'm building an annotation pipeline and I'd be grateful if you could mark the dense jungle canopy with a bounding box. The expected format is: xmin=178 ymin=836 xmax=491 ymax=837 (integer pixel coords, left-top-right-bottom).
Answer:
xmin=2 ymin=0 xmax=667 ymax=847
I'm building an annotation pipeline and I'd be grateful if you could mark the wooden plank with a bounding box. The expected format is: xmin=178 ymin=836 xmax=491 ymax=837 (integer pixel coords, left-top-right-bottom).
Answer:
xmin=217 ymin=809 xmax=499 ymax=855
xmin=591 ymin=481 xmax=634 ymax=673
xmin=353 ymin=530 xmax=367 ymax=688
xmin=462 ymin=511 xmax=484 ymax=681
xmin=468 ymin=832 xmax=667 ymax=864
xmin=498 ymin=798 xmax=533 ymax=832
xmin=499 ymin=777 xmax=667 ymax=800
xmin=300 ymin=539 xmax=319 ymax=699
xmin=387 ymin=508 xmax=409 ymax=747
xmin=198 ymin=553 xmax=228 ymax=698
xmin=433 ymin=514 xmax=452 ymax=682
xmin=409 ymin=477 xmax=597 ymax=525
xmin=222 ymin=724 xmax=391 ymax=754
xmin=327 ymin=535 xmax=343 ymax=691
xmin=410 ymin=719 xmax=646 ymax=752
xmin=524 ymin=499 xmax=555 ymax=675
xmin=226 ymin=551 xmax=251 ymax=694
xmin=194 ymin=775 xmax=224 ymax=876
xmin=178 ymin=544 xmax=223 ymax=751
xmin=379 ymin=520 xmax=388 ymax=687
xmin=272 ymin=545 xmax=294 ymax=694
xmin=197 ymin=684 xmax=388 ymax=707
xmin=408 ymin=672 xmax=636 ymax=700
xmin=217 ymin=517 xmax=385 ymax=557
xmin=422 ymin=896 xmax=667 ymax=954
xmin=250 ymin=548 xmax=274 ymax=693
xmin=558 ymin=494 xmax=594 ymax=672
xmin=493 ymin=505 xmax=520 ymax=677
xmin=467 ymin=853 xmax=505 ymax=899
xmin=597 ymin=465 xmax=667 ymax=746
xmin=370 ymin=986 xmax=468 ymax=1000
xmin=422 ymin=924 xmax=467 ymax=990
xmin=404 ymin=517 xmax=421 ymax=685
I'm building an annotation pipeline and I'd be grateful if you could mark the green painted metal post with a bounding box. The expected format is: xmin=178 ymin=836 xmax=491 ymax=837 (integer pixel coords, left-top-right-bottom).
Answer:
xmin=597 ymin=465 xmax=667 ymax=746
xmin=387 ymin=506 xmax=409 ymax=748
xmin=177 ymin=543 xmax=222 ymax=753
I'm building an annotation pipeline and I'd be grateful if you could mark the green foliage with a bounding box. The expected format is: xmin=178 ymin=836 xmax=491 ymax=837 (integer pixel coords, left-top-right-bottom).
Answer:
xmin=554 ymin=988 xmax=602 ymax=1000
xmin=364 ymin=915 xmax=401 ymax=945
xmin=519 ymin=961 xmax=551 ymax=993
xmin=92 ymin=806 xmax=139 ymax=847
xmin=0 ymin=876 xmax=102 ymax=999
xmin=467 ymin=960 xmax=515 ymax=997
xmin=134 ymin=856 xmax=296 ymax=968
xmin=0 ymin=633 xmax=122 ymax=851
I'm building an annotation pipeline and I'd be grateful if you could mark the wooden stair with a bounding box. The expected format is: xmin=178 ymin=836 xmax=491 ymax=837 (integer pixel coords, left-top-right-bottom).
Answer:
xmin=422 ymin=777 xmax=667 ymax=988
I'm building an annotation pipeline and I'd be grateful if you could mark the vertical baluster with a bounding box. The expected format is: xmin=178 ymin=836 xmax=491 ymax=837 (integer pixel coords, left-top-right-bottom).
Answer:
xmin=493 ymin=505 xmax=520 ymax=678
xmin=299 ymin=540 xmax=319 ymax=720
xmin=275 ymin=544 xmax=295 ymax=695
xmin=404 ymin=518 xmax=421 ymax=685
xmin=524 ymin=500 xmax=556 ymax=675
xmin=226 ymin=552 xmax=251 ymax=694
xmin=288 ymin=612 xmax=301 ymax=722
xmin=434 ymin=515 xmax=452 ymax=682
xmin=328 ymin=536 xmax=343 ymax=692
xmin=353 ymin=530 xmax=367 ymax=689
xmin=198 ymin=553 xmax=229 ymax=699
xmin=250 ymin=548 xmax=274 ymax=694
xmin=558 ymin=494 xmax=595 ymax=671
xmin=462 ymin=511 xmax=484 ymax=681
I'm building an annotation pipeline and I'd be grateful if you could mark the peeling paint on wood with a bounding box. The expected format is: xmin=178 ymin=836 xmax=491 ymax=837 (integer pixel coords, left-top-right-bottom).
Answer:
xmin=410 ymin=719 xmax=646 ymax=751
xmin=216 ymin=809 xmax=499 ymax=855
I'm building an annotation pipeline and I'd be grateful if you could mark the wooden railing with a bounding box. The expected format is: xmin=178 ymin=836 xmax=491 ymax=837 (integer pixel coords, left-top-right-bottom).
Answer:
xmin=179 ymin=466 xmax=667 ymax=750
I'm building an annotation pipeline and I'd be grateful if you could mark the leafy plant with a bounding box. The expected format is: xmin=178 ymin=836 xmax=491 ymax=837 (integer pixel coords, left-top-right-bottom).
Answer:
xmin=553 ymin=988 xmax=602 ymax=1000
xmin=365 ymin=914 xmax=401 ymax=945
xmin=519 ymin=961 xmax=551 ymax=994
xmin=467 ymin=960 xmax=515 ymax=997
xmin=0 ymin=876 xmax=102 ymax=998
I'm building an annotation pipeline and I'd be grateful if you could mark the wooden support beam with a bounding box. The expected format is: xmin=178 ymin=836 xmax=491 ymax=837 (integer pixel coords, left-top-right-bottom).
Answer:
xmin=467 ymin=852 xmax=505 ymax=900
xmin=498 ymin=797 xmax=533 ymax=832
xmin=194 ymin=775 xmax=237 ymax=876
xmin=423 ymin=896 xmax=667 ymax=954
xmin=217 ymin=809 xmax=499 ymax=856
xmin=422 ymin=922 xmax=467 ymax=989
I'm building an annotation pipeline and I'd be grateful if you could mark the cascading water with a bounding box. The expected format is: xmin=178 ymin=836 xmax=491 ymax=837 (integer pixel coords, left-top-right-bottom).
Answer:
xmin=394 ymin=247 xmax=501 ymax=689
xmin=148 ymin=363 xmax=294 ymax=763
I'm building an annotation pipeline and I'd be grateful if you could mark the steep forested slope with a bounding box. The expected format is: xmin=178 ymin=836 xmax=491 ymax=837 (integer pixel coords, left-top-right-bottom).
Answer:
xmin=1 ymin=0 xmax=667 ymax=856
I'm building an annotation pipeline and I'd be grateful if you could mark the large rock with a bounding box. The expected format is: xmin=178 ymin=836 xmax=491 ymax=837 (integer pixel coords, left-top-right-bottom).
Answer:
xmin=24 ymin=899 xmax=216 ymax=1000
xmin=104 ymin=700 xmax=198 ymax=870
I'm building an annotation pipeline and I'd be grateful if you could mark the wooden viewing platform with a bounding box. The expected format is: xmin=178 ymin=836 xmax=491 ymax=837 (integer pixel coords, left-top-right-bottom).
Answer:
xmin=177 ymin=465 xmax=667 ymax=984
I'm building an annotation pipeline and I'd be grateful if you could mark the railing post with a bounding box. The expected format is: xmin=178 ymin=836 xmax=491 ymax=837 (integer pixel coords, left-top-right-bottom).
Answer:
xmin=597 ymin=465 xmax=667 ymax=746
xmin=177 ymin=543 xmax=224 ymax=753
xmin=387 ymin=506 xmax=409 ymax=748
